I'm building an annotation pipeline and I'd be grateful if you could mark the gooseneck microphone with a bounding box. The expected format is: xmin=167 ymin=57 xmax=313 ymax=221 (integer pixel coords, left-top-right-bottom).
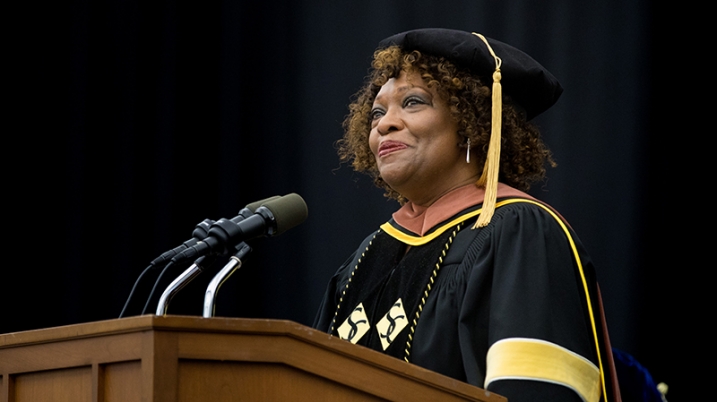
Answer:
xmin=148 ymin=195 xmax=281 ymax=268
xmin=143 ymin=193 xmax=307 ymax=316
xmin=118 ymin=195 xmax=282 ymax=318
xmin=170 ymin=193 xmax=308 ymax=264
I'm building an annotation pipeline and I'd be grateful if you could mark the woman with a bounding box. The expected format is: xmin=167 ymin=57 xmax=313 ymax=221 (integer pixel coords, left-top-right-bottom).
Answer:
xmin=313 ymin=28 xmax=619 ymax=402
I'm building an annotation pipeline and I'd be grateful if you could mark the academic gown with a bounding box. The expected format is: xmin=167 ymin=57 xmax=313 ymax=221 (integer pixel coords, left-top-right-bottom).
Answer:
xmin=313 ymin=190 xmax=617 ymax=402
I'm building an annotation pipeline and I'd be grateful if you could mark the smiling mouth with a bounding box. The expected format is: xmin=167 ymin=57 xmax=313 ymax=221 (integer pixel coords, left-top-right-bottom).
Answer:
xmin=378 ymin=142 xmax=407 ymax=157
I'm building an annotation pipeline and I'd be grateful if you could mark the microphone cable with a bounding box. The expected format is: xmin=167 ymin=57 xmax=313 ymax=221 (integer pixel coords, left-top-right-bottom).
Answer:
xmin=118 ymin=263 xmax=154 ymax=318
xmin=140 ymin=260 xmax=176 ymax=315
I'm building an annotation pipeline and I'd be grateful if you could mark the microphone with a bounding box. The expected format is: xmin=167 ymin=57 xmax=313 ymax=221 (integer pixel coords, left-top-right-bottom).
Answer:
xmin=121 ymin=194 xmax=285 ymax=318
xmin=171 ymin=193 xmax=308 ymax=263
xmin=148 ymin=195 xmax=281 ymax=267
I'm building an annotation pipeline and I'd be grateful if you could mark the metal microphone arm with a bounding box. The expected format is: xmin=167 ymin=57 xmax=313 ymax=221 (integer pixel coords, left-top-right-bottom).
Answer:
xmin=155 ymin=255 xmax=216 ymax=316
xmin=203 ymin=243 xmax=252 ymax=318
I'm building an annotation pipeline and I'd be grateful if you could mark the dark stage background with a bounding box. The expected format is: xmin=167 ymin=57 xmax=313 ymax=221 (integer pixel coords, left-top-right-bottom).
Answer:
xmin=8 ymin=1 xmax=686 ymax=400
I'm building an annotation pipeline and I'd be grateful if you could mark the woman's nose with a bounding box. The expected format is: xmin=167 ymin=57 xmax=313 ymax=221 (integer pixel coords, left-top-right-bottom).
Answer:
xmin=376 ymin=108 xmax=403 ymax=135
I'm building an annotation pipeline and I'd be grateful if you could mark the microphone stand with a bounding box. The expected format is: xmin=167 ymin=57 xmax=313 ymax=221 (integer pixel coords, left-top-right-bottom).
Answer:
xmin=155 ymin=255 xmax=216 ymax=316
xmin=203 ymin=242 xmax=252 ymax=318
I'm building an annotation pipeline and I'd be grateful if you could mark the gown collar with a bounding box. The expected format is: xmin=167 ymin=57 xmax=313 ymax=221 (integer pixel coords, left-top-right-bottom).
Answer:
xmin=392 ymin=183 xmax=535 ymax=236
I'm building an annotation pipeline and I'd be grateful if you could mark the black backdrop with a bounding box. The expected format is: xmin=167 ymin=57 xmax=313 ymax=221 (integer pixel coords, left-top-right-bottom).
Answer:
xmin=8 ymin=1 xmax=687 ymax=399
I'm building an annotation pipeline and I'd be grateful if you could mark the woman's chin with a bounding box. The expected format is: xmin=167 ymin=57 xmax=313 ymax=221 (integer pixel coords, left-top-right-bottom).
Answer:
xmin=377 ymin=170 xmax=409 ymax=190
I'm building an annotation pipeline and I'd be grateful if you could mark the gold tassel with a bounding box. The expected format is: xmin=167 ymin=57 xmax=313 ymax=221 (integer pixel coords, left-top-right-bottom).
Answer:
xmin=472 ymin=33 xmax=502 ymax=229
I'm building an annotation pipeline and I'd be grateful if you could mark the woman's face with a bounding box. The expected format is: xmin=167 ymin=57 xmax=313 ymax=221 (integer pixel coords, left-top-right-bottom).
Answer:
xmin=368 ymin=70 xmax=478 ymax=205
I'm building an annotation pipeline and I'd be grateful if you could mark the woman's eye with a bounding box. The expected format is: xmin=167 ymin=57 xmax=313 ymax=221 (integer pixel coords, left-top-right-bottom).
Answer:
xmin=370 ymin=108 xmax=385 ymax=120
xmin=404 ymin=96 xmax=425 ymax=107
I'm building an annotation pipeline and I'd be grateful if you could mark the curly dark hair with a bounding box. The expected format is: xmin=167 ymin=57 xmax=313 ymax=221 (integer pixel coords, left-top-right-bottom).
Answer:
xmin=337 ymin=45 xmax=556 ymax=203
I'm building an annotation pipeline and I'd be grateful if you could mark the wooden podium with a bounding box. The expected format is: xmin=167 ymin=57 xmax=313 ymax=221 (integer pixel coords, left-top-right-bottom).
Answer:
xmin=0 ymin=315 xmax=505 ymax=402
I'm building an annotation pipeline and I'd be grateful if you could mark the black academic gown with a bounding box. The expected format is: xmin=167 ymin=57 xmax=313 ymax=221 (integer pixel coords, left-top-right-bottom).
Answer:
xmin=313 ymin=198 xmax=616 ymax=402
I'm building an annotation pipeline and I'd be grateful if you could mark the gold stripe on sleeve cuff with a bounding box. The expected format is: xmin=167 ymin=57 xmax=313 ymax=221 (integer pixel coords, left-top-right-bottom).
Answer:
xmin=485 ymin=337 xmax=601 ymax=402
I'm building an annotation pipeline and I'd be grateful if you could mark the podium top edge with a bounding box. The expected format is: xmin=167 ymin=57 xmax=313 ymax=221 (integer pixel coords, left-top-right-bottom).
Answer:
xmin=0 ymin=315 xmax=305 ymax=348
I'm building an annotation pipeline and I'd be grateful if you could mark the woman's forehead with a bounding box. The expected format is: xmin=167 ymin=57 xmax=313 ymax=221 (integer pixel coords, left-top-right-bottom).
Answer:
xmin=377 ymin=71 xmax=435 ymax=95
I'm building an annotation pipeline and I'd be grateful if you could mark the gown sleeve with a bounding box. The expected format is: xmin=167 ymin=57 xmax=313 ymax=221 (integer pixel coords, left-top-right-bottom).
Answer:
xmin=462 ymin=202 xmax=603 ymax=402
